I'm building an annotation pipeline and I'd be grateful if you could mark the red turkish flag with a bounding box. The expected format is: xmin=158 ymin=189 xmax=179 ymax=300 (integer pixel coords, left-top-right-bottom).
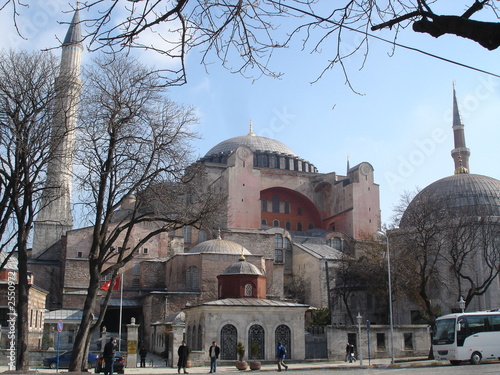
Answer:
xmin=100 ymin=276 xmax=120 ymax=291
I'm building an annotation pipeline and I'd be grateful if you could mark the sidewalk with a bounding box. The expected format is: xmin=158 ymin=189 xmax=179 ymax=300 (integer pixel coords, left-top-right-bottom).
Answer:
xmin=0 ymin=357 xmax=445 ymax=374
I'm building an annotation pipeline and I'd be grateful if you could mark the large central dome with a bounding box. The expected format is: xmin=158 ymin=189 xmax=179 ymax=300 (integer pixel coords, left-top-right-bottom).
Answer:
xmin=205 ymin=134 xmax=296 ymax=157
xmin=200 ymin=124 xmax=317 ymax=173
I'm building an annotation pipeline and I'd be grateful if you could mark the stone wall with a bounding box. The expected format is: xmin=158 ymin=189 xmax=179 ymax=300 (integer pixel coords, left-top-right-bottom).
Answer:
xmin=327 ymin=324 xmax=431 ymax=360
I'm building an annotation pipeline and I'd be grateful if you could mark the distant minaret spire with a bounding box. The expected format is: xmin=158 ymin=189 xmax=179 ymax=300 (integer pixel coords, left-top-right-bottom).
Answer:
xmin=346 ymin=154 xmax=350 ymax=174
xmin=32 ymin=7 xmax=83 ymax=257
xmin=451 ymin=83 xmax=470 ymax=174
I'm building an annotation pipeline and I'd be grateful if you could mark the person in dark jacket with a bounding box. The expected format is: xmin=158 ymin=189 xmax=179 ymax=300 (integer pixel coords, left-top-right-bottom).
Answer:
xmin=103 ymin=337 xmax=116 ymax=375
xmin=139 ymin=346 xmax=147 ymax=368
xmin=209 ymin=341 xmax=220 ymax=373
xmin=177 ymin=341 xmax=189 ymax=374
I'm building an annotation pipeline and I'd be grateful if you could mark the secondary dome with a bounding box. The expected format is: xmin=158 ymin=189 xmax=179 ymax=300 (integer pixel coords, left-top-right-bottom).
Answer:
xmin=188 ymin=237 xmax=252 ymax=255
xmin=401 ymin=173 xmax=500 ymax=226
xmin=222 ymin=256 xmax=263 ymax=276
xmin=205 ymin=134 xmax=296 ymax=157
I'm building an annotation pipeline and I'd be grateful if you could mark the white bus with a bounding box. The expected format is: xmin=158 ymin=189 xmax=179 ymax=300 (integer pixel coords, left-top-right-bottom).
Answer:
xmin=432 ymin=310 xmax=500 ymax=365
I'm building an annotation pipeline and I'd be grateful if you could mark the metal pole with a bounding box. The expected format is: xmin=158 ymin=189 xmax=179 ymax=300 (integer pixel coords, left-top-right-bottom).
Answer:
xmin=356 ymin=313 xmax=363 ymax=365
xmin=386 ymin=237 xmax=395 ymax=365
xmin=366 ymin=320 xmax=371 ymax=366
xmin=56 ymin=330 xmax=60 ymax=373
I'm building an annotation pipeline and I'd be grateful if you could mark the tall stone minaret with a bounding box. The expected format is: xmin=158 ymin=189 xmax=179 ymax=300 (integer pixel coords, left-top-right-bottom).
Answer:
xmin=451 ymin=84 xmax=470 ymax=174
xmin=32 ymin=8 xmax=82 ymax=257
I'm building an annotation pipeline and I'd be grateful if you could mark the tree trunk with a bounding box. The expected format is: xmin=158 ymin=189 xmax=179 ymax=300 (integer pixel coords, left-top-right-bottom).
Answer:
xmin=16 ymin=234 xmax=30 ymax=370
xmin=68 ymin=268 xmax=101 ymax=372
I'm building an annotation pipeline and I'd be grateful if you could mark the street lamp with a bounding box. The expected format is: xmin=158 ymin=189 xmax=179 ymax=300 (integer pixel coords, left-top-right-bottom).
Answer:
xmin=376 ymin=231 xmax=395 ymax=365
xmin=356 ymin=312 xmax=363 ymax=365
xmin=458 ymin=296 xmax=466 ymax=313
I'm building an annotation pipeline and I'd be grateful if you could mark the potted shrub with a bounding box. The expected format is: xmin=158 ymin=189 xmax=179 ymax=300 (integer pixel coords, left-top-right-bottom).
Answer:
xmin=235 ymin=341 xmax=248 ymax=370
xmin=249 ymin=341 xmax=261 ymax=370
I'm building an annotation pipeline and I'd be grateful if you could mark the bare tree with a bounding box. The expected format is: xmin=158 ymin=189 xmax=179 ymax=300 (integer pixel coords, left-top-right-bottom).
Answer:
xmin=0 ymin=50 xmax=61 ymax=370
xmin=2 ymin=2 xmax=498 ymax=89
xmin=392 ymin=190 xmax=447 ymax=322
xmin=331 ymin=252 xmax=366 ymax=325
xmin=443 ymin=209 xmax=500 ymax=309
xmin=68 ymin=54 xmax=223 ymax=372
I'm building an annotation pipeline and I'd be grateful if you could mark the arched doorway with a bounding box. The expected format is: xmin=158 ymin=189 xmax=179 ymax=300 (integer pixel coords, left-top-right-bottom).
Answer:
xmin=220 ymin=324 xmax=237 ymax=360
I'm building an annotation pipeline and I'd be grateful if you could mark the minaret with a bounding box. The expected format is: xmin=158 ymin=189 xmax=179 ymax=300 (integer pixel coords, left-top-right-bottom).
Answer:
xmin=32 ymin=7 xmax=82 ymax=257
xmin=451 ymin=84 xmax=470 ymax=174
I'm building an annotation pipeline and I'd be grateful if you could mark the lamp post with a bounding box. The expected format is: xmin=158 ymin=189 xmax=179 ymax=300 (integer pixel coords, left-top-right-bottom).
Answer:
xmin=377 ymin=231 xmax=395 ymax=365
xmin=458 ymin=296 xmax=466 ymax=313
xmin=356 ymin=312 xmax=363 ymax=365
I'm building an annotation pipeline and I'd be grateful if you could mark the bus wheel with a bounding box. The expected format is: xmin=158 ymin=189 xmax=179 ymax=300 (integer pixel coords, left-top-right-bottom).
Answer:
xmin=450 ymin=361 xmax=461 ymax=366
xmin=470 ymin=352 xmax=481 ymax=365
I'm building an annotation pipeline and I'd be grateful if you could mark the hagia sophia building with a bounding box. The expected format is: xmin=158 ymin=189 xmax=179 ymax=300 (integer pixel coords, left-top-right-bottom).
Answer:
xmin=15 ymin=6 xmax=500 ymax=364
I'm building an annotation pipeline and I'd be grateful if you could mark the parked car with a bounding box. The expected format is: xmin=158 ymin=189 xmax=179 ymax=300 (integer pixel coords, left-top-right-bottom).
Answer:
xmin=95 ymin=352 xmax=125 ymax=374
xmin=43 ymin=351 xmax=98 ymax=369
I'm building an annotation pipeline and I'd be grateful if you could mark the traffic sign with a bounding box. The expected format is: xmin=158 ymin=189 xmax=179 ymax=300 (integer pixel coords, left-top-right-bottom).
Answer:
xmin=57 ymin=320 xmax=63 ymax=332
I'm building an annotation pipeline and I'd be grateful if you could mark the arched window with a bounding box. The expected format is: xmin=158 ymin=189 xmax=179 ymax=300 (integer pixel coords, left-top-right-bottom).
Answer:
xmin=221 ymin=325 xmax=238 ymax=360
xmin=297 ymin=222 xmax=303 ymax=231
xmin=245 ymin=283 xmax=253 ymax=296
xmin=285 ymin=221 xmax=291 ymax=230
xmin=273 ymin=220 xmax=280 ymax=228
xmin=328 ymin=237 xmax=342 ymax=250
xmin=261 ymin=218 xmax=267 ymax=226
xmin=248 ymin=325 xmax=265 ymax=360
xmin=284 ymin=201 xmax=290 ymax=214
xmin=186 ymin=266 xmax=200 ymax=290
xmin=308 ymin=222 xmax=314 ymax=230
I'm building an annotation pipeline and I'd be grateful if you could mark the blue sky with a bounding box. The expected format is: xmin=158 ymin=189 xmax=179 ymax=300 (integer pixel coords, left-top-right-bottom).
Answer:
xmin=1 ymin=1 xmax=499 ymax=227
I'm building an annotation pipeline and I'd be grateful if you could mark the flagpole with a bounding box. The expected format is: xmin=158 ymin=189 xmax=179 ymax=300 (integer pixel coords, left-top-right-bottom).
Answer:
xmin=118 ymin=273 xmax=123 ymax=351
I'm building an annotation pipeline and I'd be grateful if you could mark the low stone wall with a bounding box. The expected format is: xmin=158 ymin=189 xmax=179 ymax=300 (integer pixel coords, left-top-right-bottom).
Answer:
xmin=327 ymin=324 xmax=431 ymax=360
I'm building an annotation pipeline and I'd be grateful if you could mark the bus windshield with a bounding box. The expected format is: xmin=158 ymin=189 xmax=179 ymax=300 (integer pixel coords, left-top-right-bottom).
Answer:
xmin=433 ymin=318 xmax=456 ymax=345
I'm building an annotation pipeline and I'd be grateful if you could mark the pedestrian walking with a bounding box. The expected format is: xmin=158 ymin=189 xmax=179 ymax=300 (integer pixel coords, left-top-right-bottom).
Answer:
xmin=209 ymin=341 xmax=220 ymax=373
xmin=177 ymin=340 xmax=189 ymax=374
xmin=139 ymin=346 xmax=147 ymax=368
xmin=349 ymin=343 xmax=356 ymax=363
xmin=276 ymin=342 xmax=288 ymax=372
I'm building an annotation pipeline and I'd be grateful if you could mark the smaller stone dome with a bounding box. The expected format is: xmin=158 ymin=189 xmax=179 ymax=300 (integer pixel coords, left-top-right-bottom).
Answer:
xmin=187 ymin=237 xmax=251 ymax=255
xmin=222 ymin=256 xmax=263 ymax=276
